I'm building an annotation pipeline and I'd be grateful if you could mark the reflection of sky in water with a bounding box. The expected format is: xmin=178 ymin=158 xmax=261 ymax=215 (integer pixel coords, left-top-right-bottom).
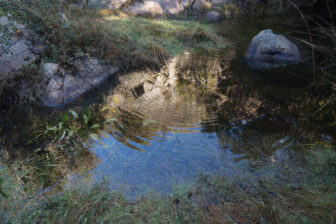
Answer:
xmin=88 ymin=128 xmax=248 ymax=197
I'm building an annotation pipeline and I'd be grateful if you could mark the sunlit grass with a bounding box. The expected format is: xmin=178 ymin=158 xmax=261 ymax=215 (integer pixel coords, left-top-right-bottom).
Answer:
xmin=0 ymin=1 xmax=230 ymax=107
xmin=102 ymin=13 xmax=230 ymax=56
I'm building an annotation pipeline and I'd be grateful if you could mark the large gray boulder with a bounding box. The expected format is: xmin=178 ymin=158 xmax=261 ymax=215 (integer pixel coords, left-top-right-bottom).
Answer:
xmin=160 ymin=0 xmax=185 ymax=14
xmin=126 ymin=0 xmax=195 ymax=16
xmin=127 ymin=1 xmax=165 ymax=16
xmin=42 ymin=59 xmax=119 ymax=107
xmin=0 ymin=16 xmax=41 ymax=77
xmin=245 ymin=29 xmax=302 ymax=69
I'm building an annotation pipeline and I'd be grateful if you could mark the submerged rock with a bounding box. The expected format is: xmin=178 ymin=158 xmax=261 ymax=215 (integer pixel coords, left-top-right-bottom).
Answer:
xmin=0 ymin=16 xmax=42 ymax=77
xmin=245 ymin=29 xmax=302 ymax=70
xmin=42 ymin=59 xmax=119 ymax=107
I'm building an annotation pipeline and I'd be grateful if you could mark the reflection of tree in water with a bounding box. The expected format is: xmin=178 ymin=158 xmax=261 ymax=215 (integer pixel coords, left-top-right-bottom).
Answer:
xmin=103 ymin=109 xmax=167 ymax=151
xmin=98 ymin=47 xmax=305 ymax=158
xmin=97 ymin=48 xmax=228 ymax=150
xmin=0 ymin=46 xmax=313 ymax=194
xmin=199 ymin=49 xmax=306 ymax=160
xmin=175 ymin=48 xmax=298 ymax=159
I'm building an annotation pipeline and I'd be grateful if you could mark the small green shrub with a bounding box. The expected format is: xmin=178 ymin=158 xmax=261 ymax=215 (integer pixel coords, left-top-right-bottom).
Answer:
xmin=30 ymin=106 xmax=115 ymax=145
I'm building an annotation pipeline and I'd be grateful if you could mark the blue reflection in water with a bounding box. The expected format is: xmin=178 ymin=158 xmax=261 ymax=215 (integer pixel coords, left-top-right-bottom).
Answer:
xmin=88 ymin=129 xmax=247 ymax=197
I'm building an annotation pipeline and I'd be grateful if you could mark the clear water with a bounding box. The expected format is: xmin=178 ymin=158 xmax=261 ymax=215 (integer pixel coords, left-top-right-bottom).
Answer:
xmin=1 ymin=18 xmax=320 ymax=198
xmin=70 ymin=46 xmax=305 ymax=197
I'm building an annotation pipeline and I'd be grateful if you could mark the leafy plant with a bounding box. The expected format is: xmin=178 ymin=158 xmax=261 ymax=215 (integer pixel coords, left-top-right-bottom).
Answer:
xmin=30 ymin=106 xmax=114 ymax=145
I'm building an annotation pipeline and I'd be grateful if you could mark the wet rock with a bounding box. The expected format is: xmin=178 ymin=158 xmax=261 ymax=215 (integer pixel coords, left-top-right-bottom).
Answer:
xmin=245 ymin=29 xmax=302 ymax=70
xmin=0 ymin=16 xmax=42 ymax=77
xmin=42 ymin=59 xmax=119 ymax=107
xmin=206 ymin=11 xmax=222 ymax=22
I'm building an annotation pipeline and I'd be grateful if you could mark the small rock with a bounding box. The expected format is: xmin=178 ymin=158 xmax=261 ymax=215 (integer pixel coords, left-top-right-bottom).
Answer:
xmin=241 ymin=119 xmax=247 ymax=125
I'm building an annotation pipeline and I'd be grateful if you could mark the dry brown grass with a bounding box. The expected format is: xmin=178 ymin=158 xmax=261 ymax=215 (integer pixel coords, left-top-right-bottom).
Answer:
xmin=0 ymin=63 xmax=44 ymax=107
xmin=177 ymin=27 xmax=216 ymax=44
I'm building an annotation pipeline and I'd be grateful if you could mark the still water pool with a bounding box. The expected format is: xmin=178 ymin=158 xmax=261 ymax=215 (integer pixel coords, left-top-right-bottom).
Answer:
xmin=1 ymin=18 xmax=323 ymax=199
xmin=69 ymin=45 xmax=305 ymax=198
